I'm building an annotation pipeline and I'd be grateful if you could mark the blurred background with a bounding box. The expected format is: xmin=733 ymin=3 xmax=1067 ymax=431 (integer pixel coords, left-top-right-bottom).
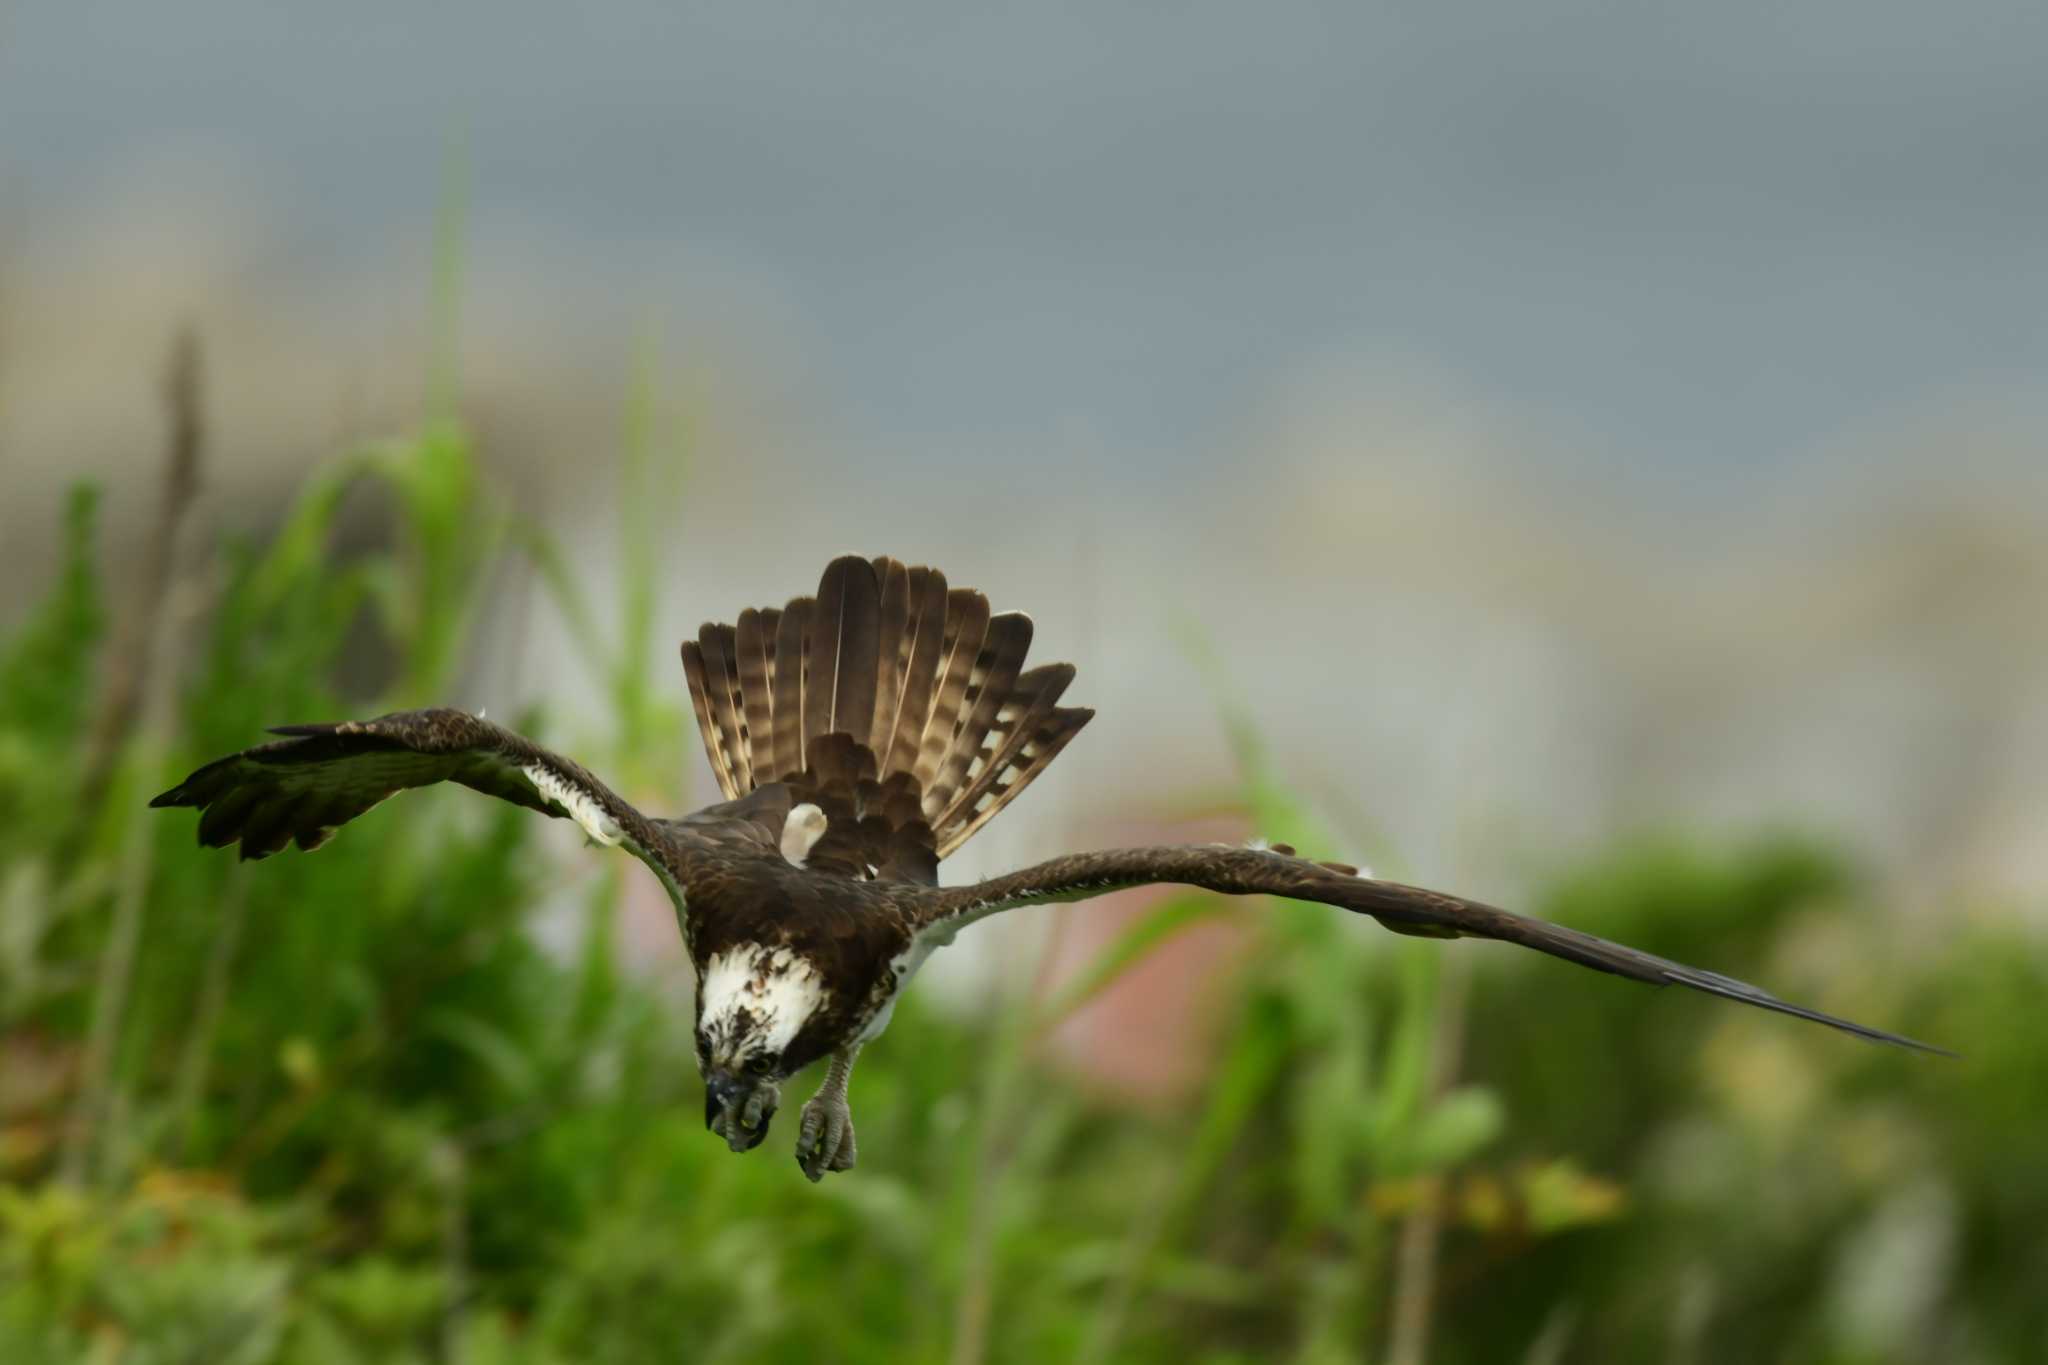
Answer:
xmin=3 ymin=4 xmax=2044 ymax=1362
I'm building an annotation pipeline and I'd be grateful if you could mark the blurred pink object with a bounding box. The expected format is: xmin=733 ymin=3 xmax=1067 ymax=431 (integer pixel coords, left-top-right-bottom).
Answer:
xmin=1040 ymin=816 xmax=1259 ymax=1109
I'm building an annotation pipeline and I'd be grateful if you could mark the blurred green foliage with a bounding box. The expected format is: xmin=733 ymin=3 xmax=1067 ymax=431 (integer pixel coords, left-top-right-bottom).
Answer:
xmin=2 ymin=366 xmax=2044 ymax=1364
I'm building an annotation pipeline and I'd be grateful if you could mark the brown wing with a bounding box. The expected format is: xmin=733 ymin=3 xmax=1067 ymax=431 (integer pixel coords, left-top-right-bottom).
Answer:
xmin=150 ymin=708 xmax=657 ymax=862
xmin=911 ymin=844 xmax=1950 ymax=1055
xmin=660 ymin=784 xmax=795 ymax=864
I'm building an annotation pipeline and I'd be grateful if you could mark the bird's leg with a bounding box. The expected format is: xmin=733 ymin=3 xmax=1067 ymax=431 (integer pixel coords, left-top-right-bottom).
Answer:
xmin=794 ymin=1043 xmax=861 ymax=1181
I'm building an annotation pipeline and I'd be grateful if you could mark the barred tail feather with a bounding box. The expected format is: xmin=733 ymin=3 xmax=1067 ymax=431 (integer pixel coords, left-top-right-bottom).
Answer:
xmin=879 ymin=566 xmax=949 ymax=776
xmin=923 ymin=612 xmax=1033 ymax=819
xmin=681 ymin=556 xmax=1092 ymax=860
xmin=736 ymin=607 xmax=778 ymax=788
xmin=705 ymin=624 xmax=754 ymax=793
xmin=931 ymin=662 xmax=1089 ymax=856
xmin=912 ymin=588 xmax=992 ymax=793
xmin=681 ymin=632 xmax=743 ymax=799
xmin=771 ymin=597 xmax=812 ymax=778
xmin=868 ymin=559 xmax=912 ymax=763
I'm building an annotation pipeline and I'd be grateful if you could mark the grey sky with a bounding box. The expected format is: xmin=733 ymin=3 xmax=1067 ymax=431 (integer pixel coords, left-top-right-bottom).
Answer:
xmin=6 ymin=0 xmax=2046 ymax=478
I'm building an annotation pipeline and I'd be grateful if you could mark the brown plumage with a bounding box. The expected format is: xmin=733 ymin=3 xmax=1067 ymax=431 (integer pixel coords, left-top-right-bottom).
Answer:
xmin=154 ymin=555 xmax=1950 ymax=1182
xmin=735 ymin=607 xmax=778 ymax=780
xmin=912 ymin=588 xmax=991 ymax=798
xmin=931 ymin=661 xmax=1090 ymax=857
xmin=808 ymin=555 xmax=880 ymax=747
xmin=151 ymin=709 xmax=660 ymax=860
xmin=679 ymin=556 xmax=1094 ymax=880
xmin=878 ymin=565 xmax=950 ymax=776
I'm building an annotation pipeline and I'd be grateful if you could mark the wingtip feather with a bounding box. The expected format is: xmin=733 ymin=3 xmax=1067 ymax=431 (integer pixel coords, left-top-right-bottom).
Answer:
xmin=1664 ymin=966 xmax=1955 ymax=1057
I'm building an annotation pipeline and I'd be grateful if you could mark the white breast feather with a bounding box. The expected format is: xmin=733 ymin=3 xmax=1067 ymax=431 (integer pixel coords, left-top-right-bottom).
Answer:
xmin=700 ymin=946 xmax=829 ymax=1058
xmin=525 ymin=764 xmax=622 ymax=846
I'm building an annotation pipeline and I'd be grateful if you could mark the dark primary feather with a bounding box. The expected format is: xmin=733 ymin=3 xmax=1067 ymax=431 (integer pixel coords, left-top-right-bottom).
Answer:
xmin=150 ymin=708 xmax=658 ymax=864
xmin=913 ymin=843 xmax=1951 ymax=1055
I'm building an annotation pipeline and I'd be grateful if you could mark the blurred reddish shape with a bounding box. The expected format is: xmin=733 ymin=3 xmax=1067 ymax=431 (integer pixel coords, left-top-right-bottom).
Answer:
xmin=1040 ymin=816 xmax=1259 ymax=1109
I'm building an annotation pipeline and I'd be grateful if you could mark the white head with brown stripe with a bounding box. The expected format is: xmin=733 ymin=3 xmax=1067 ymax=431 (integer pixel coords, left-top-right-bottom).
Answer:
xmin=694 ymin=937 xmax=831 ymax=1151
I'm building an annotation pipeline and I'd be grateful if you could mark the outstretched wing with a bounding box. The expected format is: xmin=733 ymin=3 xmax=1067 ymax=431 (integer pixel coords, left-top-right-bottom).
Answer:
xmin=911 ymin=844 xmax=1950 ymax=1055
xmin=151 ymin=708 xmax=658 ymax=862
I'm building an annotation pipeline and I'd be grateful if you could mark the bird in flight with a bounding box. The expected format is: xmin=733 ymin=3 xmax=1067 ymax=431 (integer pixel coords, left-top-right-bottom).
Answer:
xmin=153 ymin=555 xmax=1946 ymax=1179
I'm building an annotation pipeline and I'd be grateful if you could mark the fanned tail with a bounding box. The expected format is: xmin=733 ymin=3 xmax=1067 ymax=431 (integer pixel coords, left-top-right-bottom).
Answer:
xmin=929 ymin=661 xmax=1092 ymax=857
xmin=680 ymin=555 xmax=1092 ymax=864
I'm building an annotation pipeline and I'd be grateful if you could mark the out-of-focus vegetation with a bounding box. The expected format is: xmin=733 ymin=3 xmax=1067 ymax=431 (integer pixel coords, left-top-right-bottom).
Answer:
xmin=2 ymin=329 xmax=2044 ymax=1365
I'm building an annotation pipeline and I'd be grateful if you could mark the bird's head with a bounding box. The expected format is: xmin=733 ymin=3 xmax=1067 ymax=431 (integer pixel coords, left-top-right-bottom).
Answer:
xmin=694 ymin=943 xmax=829 ymax=1152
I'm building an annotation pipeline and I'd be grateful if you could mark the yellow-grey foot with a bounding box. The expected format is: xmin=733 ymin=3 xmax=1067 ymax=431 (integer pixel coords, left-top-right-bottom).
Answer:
xmin=710 ymin=1082 xmax=779 ymax=1153
xmin=795 ymin=1093 xmax=857 ymax=1181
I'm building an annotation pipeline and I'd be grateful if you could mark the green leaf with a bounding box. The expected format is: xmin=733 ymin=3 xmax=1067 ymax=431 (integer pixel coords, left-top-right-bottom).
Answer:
xmin=0 ymin=485 xmax=105 ymax=752
xmin=1405 ymin=1086 xmax=1506 ymax=1169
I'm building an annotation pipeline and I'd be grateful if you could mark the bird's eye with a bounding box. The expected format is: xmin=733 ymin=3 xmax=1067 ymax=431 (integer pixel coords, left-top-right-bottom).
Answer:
xmin=746 ymin=1055 xmax=775 ymax=1076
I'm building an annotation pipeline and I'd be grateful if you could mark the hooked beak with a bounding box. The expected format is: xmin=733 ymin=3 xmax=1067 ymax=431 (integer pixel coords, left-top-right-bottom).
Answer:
xmin=703 ymin=1070 xmax=775 ymax=1152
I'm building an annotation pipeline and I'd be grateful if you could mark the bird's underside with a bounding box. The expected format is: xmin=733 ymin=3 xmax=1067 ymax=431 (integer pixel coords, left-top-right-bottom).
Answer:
xmin=153 ymin=555 xmax=1950 ymax=1181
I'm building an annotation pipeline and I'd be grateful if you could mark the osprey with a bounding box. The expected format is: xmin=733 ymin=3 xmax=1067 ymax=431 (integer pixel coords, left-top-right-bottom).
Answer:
xmin=153 ymin=555 xmax=1945 ymax=1180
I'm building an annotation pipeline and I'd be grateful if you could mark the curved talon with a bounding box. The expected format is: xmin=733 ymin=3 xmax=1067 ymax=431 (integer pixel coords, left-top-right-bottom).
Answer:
xmin=795 ymin=1094 xmax=857 ymax=1182
xmin=715 ymin=1082 xmax=778 ymax=1153
xmin=828 ymin=1128 xmax=857 ymax=1172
